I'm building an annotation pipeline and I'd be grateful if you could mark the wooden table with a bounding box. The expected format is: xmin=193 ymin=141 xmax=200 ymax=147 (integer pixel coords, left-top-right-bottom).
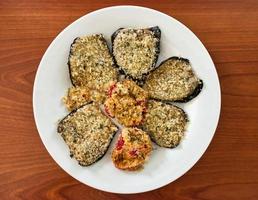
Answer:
xmin=1 ymin=1 xmax=258 ymax=199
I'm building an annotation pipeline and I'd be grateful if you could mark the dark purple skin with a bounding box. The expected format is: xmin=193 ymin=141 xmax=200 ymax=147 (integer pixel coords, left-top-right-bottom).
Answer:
xmin=111 ymin=26 xmax=161 ymax=81
xmin=145 ymin=56 xmax=203 ymax=103
xmin=67 ymin=37 xmax=79 ymax=86
xmin=57 ymin=102 xmax=119 ymax=166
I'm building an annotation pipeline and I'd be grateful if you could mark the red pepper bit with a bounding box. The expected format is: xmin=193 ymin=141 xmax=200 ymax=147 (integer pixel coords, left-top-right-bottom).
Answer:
xmin=116 ymin=136 xmax=124 ymax=150
xmin=136 ymin=99 xmax=146 ymax=106
xmin=104 ymin=104 xmax=114 ymax=117
xmin=107 ymin=83 xmax=117 ymax=97
xmin=129 ymin=149 xmax=138 ymax=157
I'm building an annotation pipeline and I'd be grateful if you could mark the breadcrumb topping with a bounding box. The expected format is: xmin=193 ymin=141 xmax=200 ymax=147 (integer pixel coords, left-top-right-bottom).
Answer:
xmin=69 ymin=34 xmax=118 ymax=90
xmin=112 ymin=127 xmax=152 ymax=170
xmin=58 ymin=30 xmax=198 ymax=169
xmin=57 ymin=103 xmax=118 ymax=166
xmin=142 ymin=100 xmax=187 ymax=148
xmin=104 ymin=80 xmax=148 ymax=127
xmin=113 ymin=28 xmax=159 ymax=79
xmin=143 ymin=58 xmax=200 ymax=101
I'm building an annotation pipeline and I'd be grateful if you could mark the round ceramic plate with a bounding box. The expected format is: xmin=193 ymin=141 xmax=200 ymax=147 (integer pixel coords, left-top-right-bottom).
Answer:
xmin=33 ymin=6 xmax=221 ymax=194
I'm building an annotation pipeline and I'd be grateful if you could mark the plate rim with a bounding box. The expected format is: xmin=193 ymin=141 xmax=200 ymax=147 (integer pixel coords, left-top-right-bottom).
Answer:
xmin=33 ymin=5 xmax=221 ymax=194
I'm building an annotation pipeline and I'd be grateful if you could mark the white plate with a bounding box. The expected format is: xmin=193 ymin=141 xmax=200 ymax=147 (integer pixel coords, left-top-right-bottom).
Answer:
xmin=33 ymin=6 xmax=221 ymax=194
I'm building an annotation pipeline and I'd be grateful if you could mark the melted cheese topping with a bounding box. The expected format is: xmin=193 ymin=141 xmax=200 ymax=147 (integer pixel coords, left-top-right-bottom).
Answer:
xmin=144 ymin=58 xmax=200 ymax=101
xmin=113 ymin=28 xmax=159 ymax=79
xmin=104 ymin=80 xmax=148 ymax=127
xmin=142 ymin=100 xmax=187 ymax=148
xmin=69 ymin=34 xmax=118 ymax=90
xmin=57 ymin=103 xmax=118 ymax=166
xmin=112 ymin=128 xmax=152 ymax=170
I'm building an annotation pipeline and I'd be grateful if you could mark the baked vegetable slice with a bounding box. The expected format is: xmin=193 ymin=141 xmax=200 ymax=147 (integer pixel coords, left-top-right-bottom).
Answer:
xmin=57 ymin=102 xmax=118 ymax=166
xmin=142 ymin=100 xmax=187 ymax=148
xmin=111 ymin=26 xmax=161 ymax=80
xmin=104 ymin=80 xmax=148 ymax=127
xmin=112 ymin=127 xmax=152 ymax=170
xmin=143 ymin=57 xmax=203 ymax=102
xmin=68 ymin=34 xmax=118 ymax=91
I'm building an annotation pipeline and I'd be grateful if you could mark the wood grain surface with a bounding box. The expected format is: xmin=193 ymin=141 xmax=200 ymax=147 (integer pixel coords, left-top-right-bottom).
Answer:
xmin=0 ymin=0 xmax=258 ymax=199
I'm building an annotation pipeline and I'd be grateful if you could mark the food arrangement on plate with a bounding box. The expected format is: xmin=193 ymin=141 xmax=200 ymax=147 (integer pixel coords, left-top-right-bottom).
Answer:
xmin=58 ymin=26 xmax=203 ymax=171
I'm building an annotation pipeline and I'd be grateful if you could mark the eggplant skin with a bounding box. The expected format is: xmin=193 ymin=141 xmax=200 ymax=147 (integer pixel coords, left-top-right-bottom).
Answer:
xmin=111 ymin=26 xmax=161 ymax=81
xmin=144 ymin=56 xmax=203 ymax=103
xmin=57 ymin=102 xmax=118 ymax=166
xmin=67 ymin=37 xmax=79 ymax=86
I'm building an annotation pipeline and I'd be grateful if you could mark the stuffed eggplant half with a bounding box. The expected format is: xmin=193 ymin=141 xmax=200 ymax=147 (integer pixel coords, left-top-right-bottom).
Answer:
xmin=68 ymin=34 xmax=118 ymax=90
xmin=142 ymin=100 xmax=188 ymax=148
xmin=112 ymin=26 xmax=161 ymax=81
xmin=143 ymin=57 xmax=203 ymax=102
xmin=57 ymin=102 xmax=118 ymax=166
